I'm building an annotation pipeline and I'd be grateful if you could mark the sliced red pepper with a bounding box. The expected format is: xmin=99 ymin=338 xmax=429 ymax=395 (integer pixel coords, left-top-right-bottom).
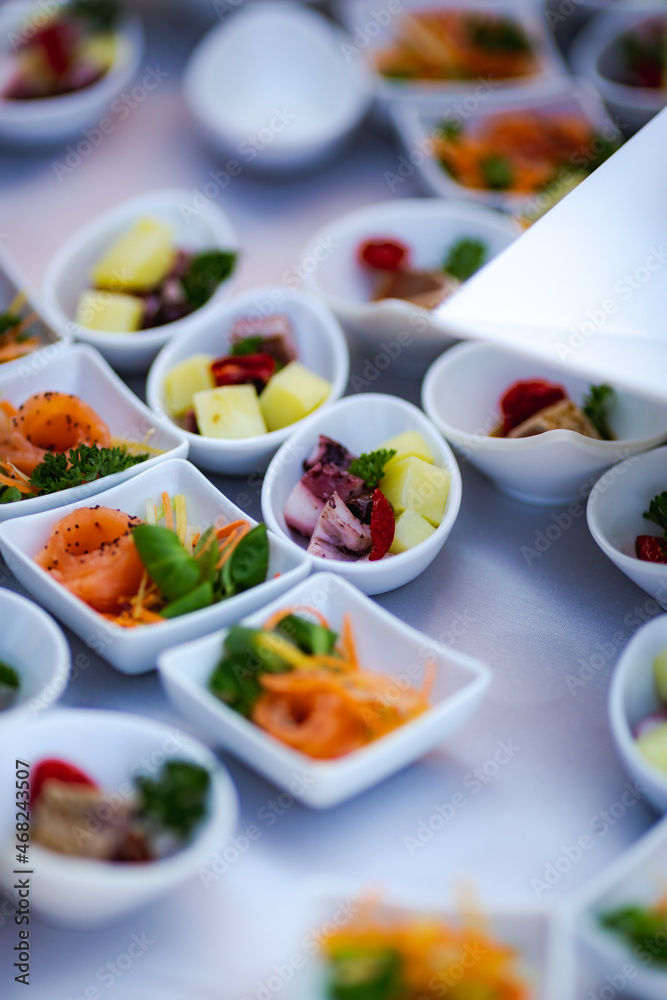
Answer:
xmin=499 ymin=379 xmax=567 ymax=435
xmin=369 ymin=489 xmax=395 ymax=561
xmin=636 ymin=535 xmax=667 ymax=563
xmin=358 ymin=239 xmax=409 ymax=272
xmin=31 ymin=758 xmax=97 ymax=806
xmin=210 ymin=353 xmax=276 ymax=392
xmin=33 ymin=21 xmax=75 ymax=78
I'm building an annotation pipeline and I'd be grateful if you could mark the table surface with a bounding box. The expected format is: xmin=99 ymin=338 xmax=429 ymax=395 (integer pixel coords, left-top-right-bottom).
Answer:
xmin=0 ymin=4 xmax=659 ymax=997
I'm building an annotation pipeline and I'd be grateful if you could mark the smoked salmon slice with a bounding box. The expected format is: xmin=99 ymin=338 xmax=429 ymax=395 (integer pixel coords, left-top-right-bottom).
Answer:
xmin=1 ymin=392 xmax=111 ymax=475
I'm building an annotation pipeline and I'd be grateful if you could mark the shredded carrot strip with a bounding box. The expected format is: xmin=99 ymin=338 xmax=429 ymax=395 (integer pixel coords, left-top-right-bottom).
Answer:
xmin=262 ymin=605 xmax=331 ymax=632
xmin=0 ymin=400 xmax=17 ymax=417
xmin=216 ymin=519 xmax=248 ymax=541
xmin=215 ymin=522 xmax=250 ymax=570
xmin=341 ymin=612 xmax=358 ymax=668
xmin=422 ymin=657 xmax=436 ymax=699
xmin=0 ymin=472 xmax=34 ymax=494
xmin=162 ymin=491 xmax=174 ymax=531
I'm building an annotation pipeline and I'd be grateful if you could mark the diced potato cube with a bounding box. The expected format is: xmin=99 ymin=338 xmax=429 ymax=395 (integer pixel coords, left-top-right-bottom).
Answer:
xmin=654 ymin=646 xmax=667 ymax=704
xmin=193 ymin=385 xmax=267 ymax=439
xmin=164 ymin=354 xmax=215 ymax=417
xmin=379 ymin=430 xmax=434 ymax=467
xmin=75 ymin=290 xmax=143 ymax=333
xmin=259 ymin=361 xmax=331 ymax=432
xmin=389 ymin=508 xmax=436 ymax=554
xmin=79 ymin=33 xmax=116 ymax=72
xmin=92 ymin=217 xmax=175 ymax=292
xmin=380 ymin=456 xmax=450 ymax=527
xmin=638 ymin=722 xmax=667 ymax=775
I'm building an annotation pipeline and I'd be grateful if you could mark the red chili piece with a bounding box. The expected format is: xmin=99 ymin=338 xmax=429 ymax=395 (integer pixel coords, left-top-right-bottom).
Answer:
xmin=31 ymin=758 xmax=97 ymax=806
xmin=210 ymin=354 xmax=276 ymax=392
xmin=499 ymin=379 xmax=567 ymax=435
xmin=34 ymin=22 xmax=74 ymax=77
xmin=359 ymin=239 xmax=409 ymax=271
xmin=369 ymin=489 xmax=395 ymax=561
xmin=636 ymin=535 xmax=667 ymax=563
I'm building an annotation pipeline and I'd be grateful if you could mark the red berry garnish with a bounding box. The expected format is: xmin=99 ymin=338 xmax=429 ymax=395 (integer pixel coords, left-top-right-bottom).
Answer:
xmin=369 ymin=489 xmax=395 ymax=561
xmin=500 ymin=379 xmax=567 ymax=435
xmin=210 ymin=353 xmax=276 ymax=392
xmin=359 ymin=239 xmax=409 ymax=271
xmin=31 ymin=758 xmax=97 ymax=806
xmin=636 ymin=535 xmax=667 ymax=563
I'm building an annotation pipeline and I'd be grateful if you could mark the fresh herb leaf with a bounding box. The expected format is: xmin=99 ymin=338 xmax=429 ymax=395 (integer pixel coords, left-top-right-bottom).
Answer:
xmin=348 ymin=449 xmax=396 ymax=491
xmin=0 ymin=660 xmax=19 ymax=690
xmin=584 ymin=133 xmax=622 ymax=173
xmin=481 ymin=155 xmax=514 ymax=190
xmin=582 ymin=383 xmax=615 ymax=440
xmin=276 ymin=614 xmax=338 ymax=656
xmin=135 ymin=760 xmax=210 ymax=842
xmin=0 ymin=485 xmax=21 ymax=504
xmin=230 ymin=336 xmax=264 ymax=357
xmin=221 ymin=523 xmax=269 ymax=599
xmin=29 ymin=444 xmax=148 ymax=495
xmin=131 ymin=524 xmax=202 ymax=602
xmin=327 ymin=946 xmax=404 ymax=1000
xmin=600 ymin=906 xmax=667 ymax=963
xmin=182 ymin=251 xmax=238 ymax=311
xmin=436 ymin=117 xmax=462 ymax=142
xmin=643 ymin=492 xmax=667 ymax=535
xmin=193 ymin=526 xmax=220 ymax=583
xmin=161 ymin=580 xmax=213 ymax=619
xmin=208 ymin=624 xmax=292 ymax=716
xmin=470 ymin=17 xmax=531 ymax=53
xmin=68 ymin=0 xmax=120 ymax=31
xmin=443 ymin=238 xmax=488 ymax=282
xmin=0 ymin=312 xmax=21 ymax=336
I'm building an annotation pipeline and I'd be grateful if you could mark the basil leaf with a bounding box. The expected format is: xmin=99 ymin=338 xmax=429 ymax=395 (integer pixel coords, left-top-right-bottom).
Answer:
xmin=276 ymin=614 xmax=338 ymax=656
xmin=0 ymin=660 xmax=19 ymax=690
xmin=222 ymin=524 xmax=269 ymax=598
xmin=0 ymin=312 xmax=21 ymax=335
xmin=182 ymin=251 xmax=238 ymax=310
xmin=132 ymin=524 xmax=201 ymax=601
xmin=0 ymin=486 xmax=22 ymax=504
xmin=194 ymin=527 xmax=220 ymax=583
xmin=161 ymin=581 xmax=213 ymax=619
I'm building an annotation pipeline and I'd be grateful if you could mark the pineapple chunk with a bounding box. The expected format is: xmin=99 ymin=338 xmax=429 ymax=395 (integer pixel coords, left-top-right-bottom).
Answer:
xmin=638 ymin=722 xmax=667 ymax=775
xmin=165 ymin=354 xmax=215 ymax=417
xmin=79 ymin=33 xmax=117 ymax=72
xmin=389 ymin=508 xmax=436 ymax=554
xmin=75 ymin=290 xmax=143 ymax=333
xmin=92 ymin=217 xmax=176 ymax=292
xmin=380 ymin=456 xmax=450 ymax=527
xmin=259 ymin=361 xmax=331 ymax=432
xmin=193 ymin=385 xmax=267 ymax=439
xmin=655 ymin=647 xmax=667 ymax=704
xmin=379 ymin=430 xmax=434 ymax=468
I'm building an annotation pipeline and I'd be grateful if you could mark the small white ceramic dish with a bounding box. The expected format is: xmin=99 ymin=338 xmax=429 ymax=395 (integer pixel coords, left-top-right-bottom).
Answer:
xmin=574 ymin=815 xmax=667 ymax=1000
xmin=609 ymin=614 xmax=667 ymax=815
xmin=0 ymin=708 xmax=238 ymax=928
xmin=280 ymin=883 xmax=572 ymax=999
xmin=422 ymin=341 xmax=667 ymax=505
xmin=183 ymin=1 xmax=373 ymax=173
xmin=300 ymin=198 xmax=519 ymax=370
xmin=41 ymin=189 xmax=239 ymax=371
xmin=261 ymin=393 xmax=462 ymax=596
xmin=159 ymin=572 xmax=490 ymax=809
xmin=0 ymin=1 xmax=144 ymax=146
xmin=571 ymin=5 xmax=667 ymax=133
xmin=0 ymin=244 xmax=70 ymax=378
xmin=337 ymin=0 xmax=567 ymax=116
xmin=0 ymin=458 xmax=311 ymax=674
xmin=0 ymin=343 xmax=188 ymax=522
xmin=587 ymin=445 xmax=667 ymax=608
xmin=391 ymin=76 xmax=620 ymax=216
xmin=0 ymin=589 xmax=70 ymax=725
xmin=146 ymin=286 xmax=350 ymax=476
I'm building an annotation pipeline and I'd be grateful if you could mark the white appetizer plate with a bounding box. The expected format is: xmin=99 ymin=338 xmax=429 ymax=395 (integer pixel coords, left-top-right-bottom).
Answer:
xmin=0 ymin=1 xmax=144 ymax=146
xmin=610 ymin=614 xmax=667 ymax=815
xmin=422 ymin=341 xmax=667 ymax=505
xmin=146 ymin=286 xmax=349 ymax=475
xmin=183 ymin=0 xmax=373 ymax=172
xmin=0 ymin=343 xmax=188 ymax=521
xmin=42 ymin=189 xmax=239 ymax=370
xmin=0 ymin=458 xmax=310 ymax=674
xmin=261 ymin=393 xmax=462 ymax=595
xmin=587 ymin=446 xmax=667 ymax=609
xmin=159 ymin=572 xmax=490 ymax=809
xmin=0 ymin=588 xmax=70 ymax=725
xmin=0 ymin=709 xmax=238 ymax=927
xmin=300 ymin=198 xmax=519 ymax=370
xmin=574 ymin=815 xmax=667 ymax=1000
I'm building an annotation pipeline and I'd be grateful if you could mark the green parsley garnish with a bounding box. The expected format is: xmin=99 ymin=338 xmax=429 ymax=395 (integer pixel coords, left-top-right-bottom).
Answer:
xmin=327 ymin=946 xmax=404 ymax=1000
xmin=230 ymin=336 xmax=264 ymax=357
xmin=0 ymin=313 xmax=21 ymax=336
xmin=600 ymin=905 xmax=667 ymax=964
xmin=481 ymin=155 xmax=514 ymax=190
xmin=348 ymin=449 xmax=396 ymax=491
xmin=135 ymin=760 xmax=210 ymax=842
xmin=582 ymin=383 xmax=615 ymax=440
xmin=182 ymin=251 xmax=238 ymax=311
xmin=470 ymin=17 xmax=531 ymax=53
xmin=29 ymin=444 xmax=149 ymax=495
xmin=443 ymin=238 xmax=488 ymax=282
xmin=643 ymin=492 xmax=667 ymax=535
xmin=436 ymin=117 xmax=463 ymax=142
xmin=0 ymin=660 xmax=19 ymax=691
xmin=69 ymin=0 xmax=120 ymax=31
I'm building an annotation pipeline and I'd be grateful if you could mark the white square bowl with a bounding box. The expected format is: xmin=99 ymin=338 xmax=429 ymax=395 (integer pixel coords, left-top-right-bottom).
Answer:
xmin=573 ymin=816 xmax=667 ymax=1000
xmin=0 ymin=458 xmax=311 ymax=674
xmin=0 ymin=342 xmax=188 ymax=521
xmin=158 ymin=572 xmax=490 ymax=809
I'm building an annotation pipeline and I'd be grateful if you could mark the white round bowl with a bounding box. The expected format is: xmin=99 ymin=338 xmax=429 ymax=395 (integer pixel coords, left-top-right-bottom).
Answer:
xmin=422 ymin=341 xmax=667 ymax=505
xmin=0 ymin=589 xmax=70 ymax=725
xmin=300 ymin=198 xmax=519 ymax=371
xmin=0 ymin=709 xmax=238 ymax=927
xmin=261 ymin=392 xmax=463 ymax=596
xmin=0 ymin=1 xmax=144 ymax=146
xmin=571 ymin=5 xmax=667 ymax=134
xmin=183 ymin=0 xmax=373 ymax=173
xmin=146 ymin=286 xmax=350 ymax=476
xmin=587 ymin=445 xmax=667 ymax=608
xmin=41 ymin=189 xmax=239 ymax=371
xmin=610 ymin=614 xmax=667 ymax=815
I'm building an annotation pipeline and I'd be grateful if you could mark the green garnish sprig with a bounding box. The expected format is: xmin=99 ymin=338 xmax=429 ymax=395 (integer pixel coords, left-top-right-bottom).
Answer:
xmin=643 ymin=492 xmax=667 ymax=535
xmin=134 ymin=760 xmax=210 ymax=842
xmin=600 ymin=905 xmax=667 ymax=964
xmin=182 ymin=251 xmax=238 ymax=311
xmin=443 ymin=238 xmax=488 ymax=282
xmin=582 ymin=383 xmax=616 ymax=440
xmin=0 ymin=661 xmax=19 ymax=691
xmin=29 ymin=445 xmax=149 ymax=496
xmin=348 ymin=449 xmax=396 ymax=491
